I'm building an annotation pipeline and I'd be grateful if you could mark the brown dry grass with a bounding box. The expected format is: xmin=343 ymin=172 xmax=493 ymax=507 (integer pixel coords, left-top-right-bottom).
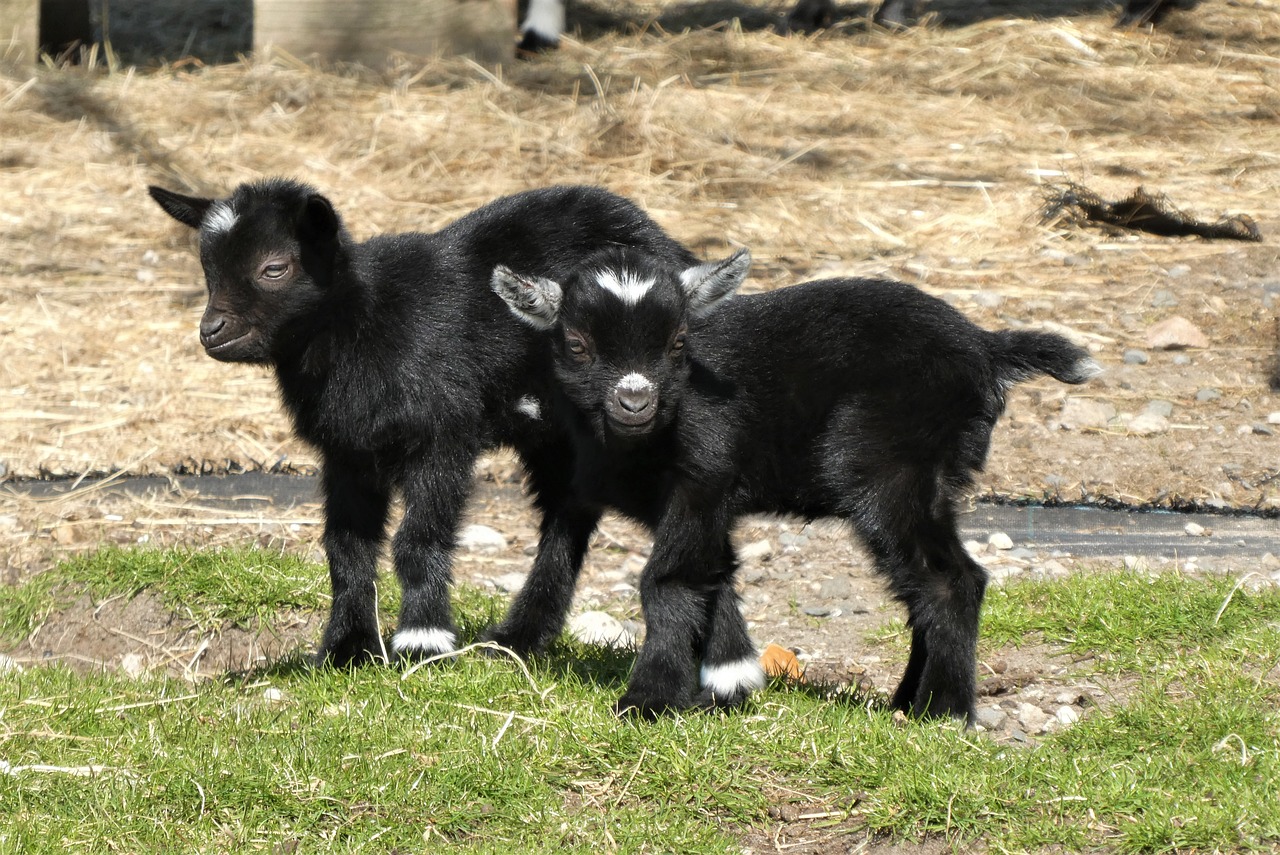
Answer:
xmin=2 ymin=1 xmax=1278 ymax=516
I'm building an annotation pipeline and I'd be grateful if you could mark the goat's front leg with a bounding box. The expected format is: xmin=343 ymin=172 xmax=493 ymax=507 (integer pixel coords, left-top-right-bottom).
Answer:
xmin=482 ymin=499 xmax=601 ymax=656
xmin=617 ymin=492 xmax=731 ymax=719
xmin=317 ymin=455 xmax=392 ymax=667
xmin=388 ymin=442 xmax=480 ymax=661
xmin=693 ymin=543 xmax=763 ymax=710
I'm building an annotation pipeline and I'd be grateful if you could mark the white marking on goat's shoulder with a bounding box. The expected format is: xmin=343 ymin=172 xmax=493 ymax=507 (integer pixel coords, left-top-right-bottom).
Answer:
xmin=616 ymin=373 xmax=653 ymax=393
xmin=595 ymin=268 xmax=656 ymax=306
xmin=515 ymin=395 xmax=542 ymax=421
xmin=520 ymin=0 xmax=566 ymax=38
xmin=391 ymin=627 xmax=457 ymax=656
xmin=701 ymin=657 xmax=766 ymax=697
xmin=202 ymin=202 xmax=238 ymax=236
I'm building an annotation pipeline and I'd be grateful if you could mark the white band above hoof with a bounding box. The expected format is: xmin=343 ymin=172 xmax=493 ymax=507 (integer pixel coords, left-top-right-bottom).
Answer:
xmin=701 ymin=657 xmax=766 ymax=698
xmin=392 ymin=627 xmax=458 ymax=656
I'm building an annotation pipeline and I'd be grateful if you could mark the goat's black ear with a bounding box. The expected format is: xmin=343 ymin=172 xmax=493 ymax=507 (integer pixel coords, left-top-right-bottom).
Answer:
xmin=299 ymin=193 xmax=341 ymax=242
xmin=148 ymin=185 xmax=213 ymax=230
xmin=680 ymin=248 xmax=751 ymax=318
xmin=491 ymin=266 xmax=563 ymax=330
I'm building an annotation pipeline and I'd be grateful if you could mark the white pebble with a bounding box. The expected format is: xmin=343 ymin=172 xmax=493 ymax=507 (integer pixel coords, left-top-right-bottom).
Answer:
xmin=262 ymin=687 xmax=286 ymax=703
xmin=988 ymin=532 xmax=1014 ymax=551
xmin=458 ymin=524 xmax=508 ymax=551
xmin=1184 ymin=522 xmax=1207 ymax=537
xmin=1268 ymin=412 xmax=1280 ymax=425
xmin=120 ymin=652 xmax=147 ymax=679
xmin=1055 ymin=705 xmax=1081 ymax=726
xmin=569 ymin=611 xmax=635 ymax=649
xmin=738 ymin=539 xmax=774 ymax=562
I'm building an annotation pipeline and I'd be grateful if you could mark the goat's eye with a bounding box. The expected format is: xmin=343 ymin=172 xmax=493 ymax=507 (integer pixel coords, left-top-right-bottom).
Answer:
xmin=670 ymin=334 xmax=686 ymax=353
xmin=564 ymin=333 xmax=591 ymax=362
xmin=259 ymin=261 xmax=291 ymax=281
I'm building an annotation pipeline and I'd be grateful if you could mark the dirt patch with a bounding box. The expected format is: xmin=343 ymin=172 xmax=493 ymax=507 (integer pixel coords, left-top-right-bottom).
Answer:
xmin=13 ymin=589 xmax=321 ymax=678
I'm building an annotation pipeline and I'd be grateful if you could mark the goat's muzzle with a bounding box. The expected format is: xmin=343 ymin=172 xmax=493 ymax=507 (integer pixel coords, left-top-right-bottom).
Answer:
xmin=605 ymin=374 xmax=658 ymax=434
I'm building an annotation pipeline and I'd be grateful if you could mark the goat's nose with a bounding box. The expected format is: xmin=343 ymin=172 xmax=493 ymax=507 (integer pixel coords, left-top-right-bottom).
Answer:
xmin=200 ymin=314 xmax=226 ymax=342
xmin=616 ymin=387 xmax=653 ymax=413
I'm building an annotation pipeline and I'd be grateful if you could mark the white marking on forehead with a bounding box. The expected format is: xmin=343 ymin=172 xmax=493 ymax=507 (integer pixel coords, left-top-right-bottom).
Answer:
xmin=595 ymin=268 xmax=656 ymax=306
xmin=202 ymin=202 xmax=238 ymax=235
xmin=515 ymin=395 xmax=542 ymax=421
xmin=616 ymin=373 xmax=653 ymax=393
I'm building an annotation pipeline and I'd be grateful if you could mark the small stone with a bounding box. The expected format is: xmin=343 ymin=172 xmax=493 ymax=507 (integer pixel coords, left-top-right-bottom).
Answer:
xmin=1150 ymin=289 xmax=1179 ymax=308
xmin=609 ymin=582 xmax=636 ymax=596
xmin=1127 ymin=413 xmax=1168 ymax=436
xmin=1055 ymin=691 xmax=1083 ymax=706
xmin=1254 ymin=424 xmax=1275 ymax=436
xmin=1268 ymin=412 xmax=1280 ymax=425
xmin=1196 ymin=388 xmax=1223 ymax=403
xmin=1145 ymin=316 xmax=1209 ymax=350
xmin=1058 ymin=397 xmax=1116 ymax=430
xmin=974 ymin=706 xmax=1007 ymax=731
xmin=569 ymin=611 xmax=634 ymax=648
xmin=262 ymin=687 xmax=286 ymax=703
xmin=988 ymin=532 xmax=1014 ymax=550
xmin=1055 ymin=705 xmax=1081 ymax=726
xmin=1143 ymin=400 xmax=1175 ymax=418
xmin=1122 ymin=349 xmax=1149 ymax=365
xmin=739 ymin=539 xmax=774 ymax=562
xmin=1172 ymin=354 xmax=1191 ymax=366
xmin=740 ymin=566 xmax=769 ymax=586
xmin=1017 ymin=703 xmax=1050 ymax=733
xmin=458 ymin=524 xmax=507 ymax=552
xmin=964 ymin=539 xmax=986 ymax=556
xmin=1009 ymin=547 xmax=1036 ymax=561
xmin=802 ymin=605 xmax=838 ymax=618
xmin=818 ymin=577 xmax=854 ymax=599
xmin=121 ymin=653 xmax=147 ymax=679
xmin=491 ymin=572 xmax=528 ymax=593
xmin=779 ymin=532 xmax=810 ymax=551
xmin=1184 ymin=522 xmax=1207 ymax=537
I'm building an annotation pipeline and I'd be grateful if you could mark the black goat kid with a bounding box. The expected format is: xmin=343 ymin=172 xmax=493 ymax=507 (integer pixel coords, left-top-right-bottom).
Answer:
xmin=493 ymin=248 xmax=1100 ymax=721
xmin=148 ymin=180 xmax=707 ymax=668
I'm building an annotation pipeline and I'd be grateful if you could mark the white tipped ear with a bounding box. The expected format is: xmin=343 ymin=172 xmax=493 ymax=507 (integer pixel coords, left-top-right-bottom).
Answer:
xmin=491 ymin=266 xmax=563 ymax=330
xmin=679 ymin=249 xmax=751 ymax=318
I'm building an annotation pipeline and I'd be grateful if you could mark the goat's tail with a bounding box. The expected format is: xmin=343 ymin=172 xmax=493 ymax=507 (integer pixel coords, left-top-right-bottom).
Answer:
xmin=992 ymin=330 xmax=1102 ymax=386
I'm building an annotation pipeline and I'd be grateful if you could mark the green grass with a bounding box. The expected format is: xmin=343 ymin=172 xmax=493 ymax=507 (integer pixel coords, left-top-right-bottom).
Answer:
xmin=1 ymin=548 xmax=1279 ymax=853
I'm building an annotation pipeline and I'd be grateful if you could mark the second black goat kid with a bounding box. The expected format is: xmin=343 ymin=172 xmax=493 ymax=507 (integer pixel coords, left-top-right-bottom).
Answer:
xmin=492 ymin=247 xmax=1100 ymax=721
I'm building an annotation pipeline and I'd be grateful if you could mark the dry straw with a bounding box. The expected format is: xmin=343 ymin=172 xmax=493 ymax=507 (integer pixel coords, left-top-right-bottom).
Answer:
xmin=1 ymin=1 xmax=1277 ymax=512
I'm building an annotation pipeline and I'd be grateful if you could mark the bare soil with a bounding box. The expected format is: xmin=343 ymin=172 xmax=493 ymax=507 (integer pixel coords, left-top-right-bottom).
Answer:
xmin=2 ymin=6 xmax=1279 ymax=848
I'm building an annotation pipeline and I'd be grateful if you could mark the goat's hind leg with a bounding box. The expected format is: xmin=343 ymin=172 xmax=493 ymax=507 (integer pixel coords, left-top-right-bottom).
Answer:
xmin=856 ymin=487 xmax=985 ymax=723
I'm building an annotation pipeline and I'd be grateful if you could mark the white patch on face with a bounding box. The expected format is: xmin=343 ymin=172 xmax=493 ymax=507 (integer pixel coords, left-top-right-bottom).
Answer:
xmin=391 ymin=627 xmax=457 ymax=656
xmin=701 ymin=657 xmax=766 ymax=698
xmin=202 ymin=202 xmax=238 ymax=236
xmin=595 ymin=268 xmax=656 ymax=306
xmin=616 ymin=372 xmax=653 ymax=394
xmin=520 ymin=0 xmax=565 ymax=38
xmin=515 ymin=395 xmax=542 ymax=421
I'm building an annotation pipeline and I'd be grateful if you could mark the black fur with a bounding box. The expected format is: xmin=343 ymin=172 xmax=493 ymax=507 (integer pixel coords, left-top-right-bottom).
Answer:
xmin=148 ymin=180 xmax=701 ymax=667
xmin=493 ymin=247 xmax=1100 ymax=721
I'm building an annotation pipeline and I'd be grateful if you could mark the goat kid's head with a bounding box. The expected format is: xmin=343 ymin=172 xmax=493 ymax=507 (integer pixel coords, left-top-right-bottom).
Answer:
xmin=492 ymin=247 xmax=750 ymax=440
xmin=148 ymin=179 xmax=344 ymax=364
